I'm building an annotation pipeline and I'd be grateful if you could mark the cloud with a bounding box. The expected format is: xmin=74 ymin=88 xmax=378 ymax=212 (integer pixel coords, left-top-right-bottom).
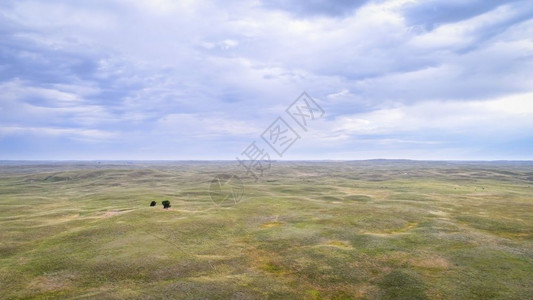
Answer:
xmin=315 ymin=92 xmax=533 ymax=144
xmin=261 ymin=0 xmax=371 ymax=18
xmin=155 ymin=113 xmax=261 ymax=138
xmin=0 ymin=0 xmax=532 ymax=159
xmin=402 ymin=0 xmax=526 ymax=30
xmin=0 ymin=126 xmax=115 ymax=140
xmin=0 ymin=79 xmax=113 ymax=127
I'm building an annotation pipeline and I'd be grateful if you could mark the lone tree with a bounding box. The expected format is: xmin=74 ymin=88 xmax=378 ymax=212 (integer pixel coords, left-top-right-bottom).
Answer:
xmin=162 ymin=200 xmax=171 ymax=209
xmin=150 ymin=201 xmax=157 ymax=207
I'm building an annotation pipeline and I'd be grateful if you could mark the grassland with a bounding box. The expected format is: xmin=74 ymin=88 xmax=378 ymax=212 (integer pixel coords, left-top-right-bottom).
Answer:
xmin=0 ymin=161 xmax=532 ymax=299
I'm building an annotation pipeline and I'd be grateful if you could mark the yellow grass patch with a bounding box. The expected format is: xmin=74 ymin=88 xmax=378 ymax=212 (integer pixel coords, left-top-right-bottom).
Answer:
xmin=260 ymin=221 xmax=282 ymax=228
xmin=319 ymin=240 xmax=353 ymax=250
xmin=363 ymin=222 xmax=419 ymax=237
xmin=409 ymin=255 xmax=451 ymax=270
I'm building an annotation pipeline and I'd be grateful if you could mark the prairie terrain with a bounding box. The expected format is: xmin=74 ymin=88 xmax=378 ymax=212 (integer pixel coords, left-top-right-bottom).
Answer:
xmin=0 ymin=161 xmax=532 ymax=299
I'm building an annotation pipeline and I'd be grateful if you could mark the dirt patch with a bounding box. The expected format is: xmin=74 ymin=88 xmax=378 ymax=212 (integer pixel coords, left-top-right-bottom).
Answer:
xmin=429 ymin=210 xmax=449 ymax=217
xmin=28 ymin=271 xmax=76 ymax=292
xmin=409 ymin=255 xmax=451 ymax=270
xmin=102 ymin=210 xmax=130 ymax=218
xmin=39 ymin=214 xmax=80 ymax=225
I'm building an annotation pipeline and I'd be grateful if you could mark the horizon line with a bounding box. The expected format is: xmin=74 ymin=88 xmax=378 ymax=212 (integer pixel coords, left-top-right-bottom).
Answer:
xmin=1 ymin=159 xmax=533 ymax=163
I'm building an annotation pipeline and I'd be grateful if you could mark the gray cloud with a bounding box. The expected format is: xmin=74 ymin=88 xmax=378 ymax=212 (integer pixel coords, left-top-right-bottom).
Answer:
xmin=261 ymin=0 xmax=371 ymax=18
xmin=0 ymin=0 xmax=532 ymax=159
xmin=402 ymin=0 xmax=526 ymax=30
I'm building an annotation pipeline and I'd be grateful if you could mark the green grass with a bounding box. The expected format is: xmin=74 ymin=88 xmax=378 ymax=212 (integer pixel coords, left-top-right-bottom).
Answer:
xmin=0 ymin=161 xmax=532 ymax=299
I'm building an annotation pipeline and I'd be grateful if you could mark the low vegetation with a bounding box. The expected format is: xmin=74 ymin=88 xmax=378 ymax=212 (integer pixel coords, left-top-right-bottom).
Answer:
xmin=0 ymin=161 xmax=531 ymax=299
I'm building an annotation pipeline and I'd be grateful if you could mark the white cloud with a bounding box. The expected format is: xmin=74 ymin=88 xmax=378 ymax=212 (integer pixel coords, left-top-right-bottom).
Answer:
xmin=0 ymin=126 xmax=115 ymax=140
xmin=0 ymin=79 xmax=114 ymax=127
xmin=325 ymin=92 xmax=533 ymax=137
xmin=156 ymin=113 xmax=261 ymax=138
xmin=0 ymin=0 xmax=531 ymax=159
xmin=0 ymin=79 xmax=82 ymax=104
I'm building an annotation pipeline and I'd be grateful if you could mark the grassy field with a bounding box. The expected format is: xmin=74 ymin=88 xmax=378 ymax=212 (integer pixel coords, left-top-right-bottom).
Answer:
xmin=0 ymin=161 xmax=532 ymax=299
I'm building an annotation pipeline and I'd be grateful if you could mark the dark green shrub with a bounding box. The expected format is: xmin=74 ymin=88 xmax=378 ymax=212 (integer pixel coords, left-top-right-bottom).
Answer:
xmin=150 ymin=201 xmax=157 ymax=207
xmin=162 ymin=200 xmax=171 ymax=209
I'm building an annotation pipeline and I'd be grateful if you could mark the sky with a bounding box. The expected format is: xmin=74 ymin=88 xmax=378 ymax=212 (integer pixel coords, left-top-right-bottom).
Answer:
xmin=0 ymin=0 xmax=532 ymax=160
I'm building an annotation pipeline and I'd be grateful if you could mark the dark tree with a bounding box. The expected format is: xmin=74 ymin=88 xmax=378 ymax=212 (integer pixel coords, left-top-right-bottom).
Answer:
xmin=150 ymin=201 xmax=157 ymax=207
xmin=162 ymin=200 xmax=171 ymax=209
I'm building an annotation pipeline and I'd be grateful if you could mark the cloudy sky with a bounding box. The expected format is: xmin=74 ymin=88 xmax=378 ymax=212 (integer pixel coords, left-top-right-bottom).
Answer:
xmin=0 ymin=0 xmax=532 ymax=160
